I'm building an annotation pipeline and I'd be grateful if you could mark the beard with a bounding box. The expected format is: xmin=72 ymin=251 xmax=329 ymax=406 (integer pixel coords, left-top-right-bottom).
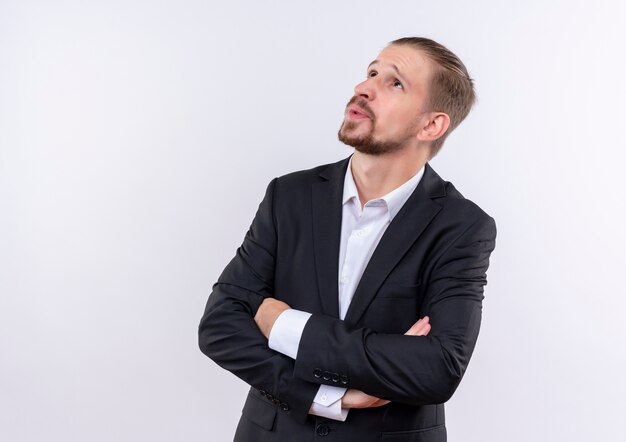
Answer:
xmin=338 ymin=120 xmax=406 ymax=156
xmin=337 ymin=97 xmax=409 ymax=156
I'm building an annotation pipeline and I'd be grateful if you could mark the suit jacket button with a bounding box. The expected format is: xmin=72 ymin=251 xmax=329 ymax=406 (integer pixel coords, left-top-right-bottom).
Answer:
xmin=272 ymin=398 xmax=280 ymax=405
xmin=259 ymin=389 xmax=266 ymax=396
xmin=316 ymin=424 xmax=330 ymax=436
xmin=280 ymin=402 xmax=289 ymax=411
xmin=340 ymin=375 xmax=349 ymax=385
xmin=266 ymin=393 xmax=274 ymax=401
xmin=322 ymin=371 xmax=331 ymax=381
xmin=331 ymin=373 xmax=340 ymax=383
xmin=313 ymin=368 xmax=323 ymax=378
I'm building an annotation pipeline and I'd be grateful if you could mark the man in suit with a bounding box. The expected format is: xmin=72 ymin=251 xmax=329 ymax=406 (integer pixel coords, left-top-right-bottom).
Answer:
xmin=199 ymin=37 xmax=496 ymax=441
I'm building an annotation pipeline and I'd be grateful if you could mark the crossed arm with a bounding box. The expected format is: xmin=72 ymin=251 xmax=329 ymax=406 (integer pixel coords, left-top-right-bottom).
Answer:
xmin=254 ymin=298 xmax=432 ymax=410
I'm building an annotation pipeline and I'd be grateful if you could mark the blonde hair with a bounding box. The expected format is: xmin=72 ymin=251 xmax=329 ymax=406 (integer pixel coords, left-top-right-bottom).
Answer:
xmin=390 ymin=37 xmax=476 ymax=158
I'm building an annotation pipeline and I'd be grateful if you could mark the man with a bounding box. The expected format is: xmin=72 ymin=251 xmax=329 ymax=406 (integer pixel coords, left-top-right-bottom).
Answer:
xmin=199 ymin=37 xmax=496 ymax=442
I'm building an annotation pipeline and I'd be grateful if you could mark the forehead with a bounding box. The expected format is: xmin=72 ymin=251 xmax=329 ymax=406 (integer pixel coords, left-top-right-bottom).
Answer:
xmin=372 ymin=44 xmax=435 ymax=87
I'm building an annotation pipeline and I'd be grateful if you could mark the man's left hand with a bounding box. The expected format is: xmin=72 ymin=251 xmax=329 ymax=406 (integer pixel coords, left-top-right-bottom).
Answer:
xmin=342 ymin=316 xmax=431 ymax=409
xmin=342 ymin=389 xmax=390 ymax=409
xmin=254 ymin=297 xmax=291 ymax=338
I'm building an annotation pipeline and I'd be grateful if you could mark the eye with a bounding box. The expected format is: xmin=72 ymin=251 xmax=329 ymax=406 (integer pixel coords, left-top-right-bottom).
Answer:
xmin=393 ymin=79 xmax=403 ymax=89
xmin=368 ymin=70 xmax=378 ymax=78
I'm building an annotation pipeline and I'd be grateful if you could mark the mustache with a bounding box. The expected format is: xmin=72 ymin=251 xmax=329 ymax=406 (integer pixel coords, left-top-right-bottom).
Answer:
xmin=346 ymin=96 xmax=374 ymax=119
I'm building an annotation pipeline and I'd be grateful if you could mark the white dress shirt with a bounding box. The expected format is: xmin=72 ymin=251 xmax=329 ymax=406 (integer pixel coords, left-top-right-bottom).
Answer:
xmin=269 ymin=155 xmax=425 ymax=421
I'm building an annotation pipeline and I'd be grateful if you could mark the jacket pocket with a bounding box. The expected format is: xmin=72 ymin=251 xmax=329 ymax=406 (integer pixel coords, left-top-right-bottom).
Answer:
xmin=240 ymin=390 xmax=277 ymax=431
xmin=381 ymin=424 xmax=446 ymax=441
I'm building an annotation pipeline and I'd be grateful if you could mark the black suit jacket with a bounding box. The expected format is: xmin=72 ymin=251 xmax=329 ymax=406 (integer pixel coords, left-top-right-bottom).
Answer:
xmin=199 ymin=155 xmax=496 ymax=442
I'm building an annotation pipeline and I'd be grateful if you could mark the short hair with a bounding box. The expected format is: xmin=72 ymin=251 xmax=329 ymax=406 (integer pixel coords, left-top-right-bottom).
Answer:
xmin=389 ymin=37 xmax=476 ymax=158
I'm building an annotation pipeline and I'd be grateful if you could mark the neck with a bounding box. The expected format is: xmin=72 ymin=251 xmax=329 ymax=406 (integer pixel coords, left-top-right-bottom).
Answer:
xmin=350 ymin=148 xmax=428 ymax=207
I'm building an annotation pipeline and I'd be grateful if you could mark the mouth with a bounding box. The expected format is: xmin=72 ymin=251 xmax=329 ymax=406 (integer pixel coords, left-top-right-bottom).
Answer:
xmin=346 ymin=105 xmax=371 ymax=120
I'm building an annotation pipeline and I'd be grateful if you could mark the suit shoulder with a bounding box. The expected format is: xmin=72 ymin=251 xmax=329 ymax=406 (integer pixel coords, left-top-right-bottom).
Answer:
xmin=274 ymin=157 xmax=348 ymax=187
xmin=438 ymin=179 xmax=495 ymax=229
xmin=277 ymin=165 xmax=325 ymax=183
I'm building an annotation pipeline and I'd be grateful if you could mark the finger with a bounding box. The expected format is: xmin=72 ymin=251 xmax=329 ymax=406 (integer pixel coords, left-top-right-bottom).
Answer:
xmin=405 ymin=317 xmax=424 ymax=333
xmin=343 ymin=390 xmax=379 ymax=409
xmin=405 ymin=316 xmax=430 ymax=335
xmin=352 ymin=398 xmax=378 ymax=408
xmin=418 ymin=323 xmax=431 ymax=336
xmin=370 ymin=399 xmax=390 ymax=407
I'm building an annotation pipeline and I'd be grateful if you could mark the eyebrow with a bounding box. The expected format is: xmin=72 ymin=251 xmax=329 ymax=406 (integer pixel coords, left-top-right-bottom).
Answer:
xmin=367 ymin=60 xmax=410 ymax=86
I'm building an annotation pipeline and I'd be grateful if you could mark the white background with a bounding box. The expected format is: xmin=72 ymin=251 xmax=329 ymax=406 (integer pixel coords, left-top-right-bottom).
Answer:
xmin=1 ymin=1 xmax=625 ymax=441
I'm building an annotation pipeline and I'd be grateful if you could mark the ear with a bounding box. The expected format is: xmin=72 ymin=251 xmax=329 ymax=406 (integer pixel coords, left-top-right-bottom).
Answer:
xmin=416 ymin=112 xmax=450 ymax=143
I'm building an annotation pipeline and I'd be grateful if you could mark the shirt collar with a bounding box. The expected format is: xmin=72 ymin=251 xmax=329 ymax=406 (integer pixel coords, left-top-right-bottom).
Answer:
xmin=342 ymin=155 xmax=425 ymax=221
xmin=342 ymin=156 xmax=360 ymax=205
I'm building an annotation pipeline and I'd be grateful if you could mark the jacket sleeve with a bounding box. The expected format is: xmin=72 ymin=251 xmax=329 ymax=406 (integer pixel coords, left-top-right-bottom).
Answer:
xmin=292 ymin=213 xmax=497 ymax=405
xmin=198 ymin=178 xmax=319 ymax=423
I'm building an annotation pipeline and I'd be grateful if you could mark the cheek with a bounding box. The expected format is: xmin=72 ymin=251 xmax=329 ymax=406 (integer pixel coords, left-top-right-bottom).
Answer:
xmin=373 ymin=102 xmax=413 ymax=135
xmin=379 ymin=112 xmax=409 ymax=134
xmin=394 ymin=108 xmax=420 ymax=131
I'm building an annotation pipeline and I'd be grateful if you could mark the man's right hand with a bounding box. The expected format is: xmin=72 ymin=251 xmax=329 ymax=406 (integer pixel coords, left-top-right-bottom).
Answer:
xmin=341 ymin=316 xmax=431 ymax=409
xmin=404 ymin=315 xmax=431 ymax=337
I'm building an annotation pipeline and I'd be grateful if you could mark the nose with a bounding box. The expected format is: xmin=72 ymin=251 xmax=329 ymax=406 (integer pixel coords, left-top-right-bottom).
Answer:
xmin=354 ymin=77 xmax=376 ymax=101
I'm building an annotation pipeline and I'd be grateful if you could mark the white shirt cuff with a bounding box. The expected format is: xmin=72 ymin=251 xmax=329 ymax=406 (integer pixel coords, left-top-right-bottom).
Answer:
xmin=268 ymin=309 xmax=312 ymax=359
xmin=309 ymin=385 xmax=349 ymax=421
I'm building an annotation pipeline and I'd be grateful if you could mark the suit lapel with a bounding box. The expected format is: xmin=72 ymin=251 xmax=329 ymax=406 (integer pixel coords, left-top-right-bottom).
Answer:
xmin=311 ymin=156 xmax=350 ymax=318
xmin=344 ymin=163 xmax=446 ymax=326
